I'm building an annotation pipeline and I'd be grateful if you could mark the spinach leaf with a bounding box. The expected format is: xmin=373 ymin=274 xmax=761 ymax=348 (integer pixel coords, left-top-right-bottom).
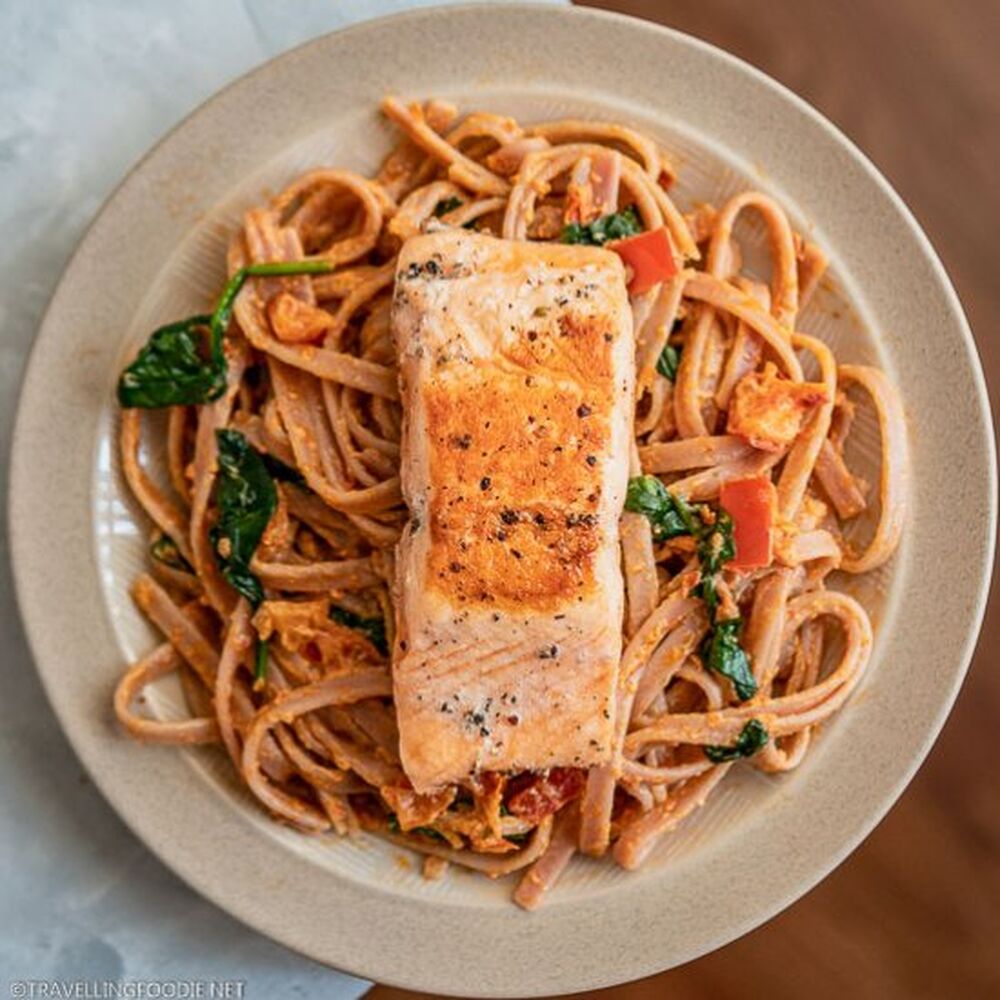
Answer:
xmin=209 ymin=429 xmax=277 ymax=609
xmin=697 ymin=510 xmax=735 ymax=578
xmin=624 ymin=475 xmax=697 ymax=541
xmin=149 ymin=533 xmax=193 ymax=573
xmin=561 ymin=205 xmax=642 ymax=246
xmin=693 ymin=510 xmax=736 ymax=617
xmin=625 ymin=476 xmax=755 ymax=700
xmin=329 ymin=605 xmax=389 ymax=656
xmin=433 ymin=196 xmax=463 ymax=217
xmin=254 ymin=639 xmax=270 ymax=687
xmin=118 ymin=316 xmax=223 ymax=408
xmin=701 ymin=617 xmax=757 ymax=701
xmin=656 ymin=344 xmax=681 ymax=381
xmin=118 ymin=260 xmax=334 ymax=409
xmin=704 ymin=719 xmax=769 ymax=763
xmin=260 ymin=452 xmax=305 ymax=485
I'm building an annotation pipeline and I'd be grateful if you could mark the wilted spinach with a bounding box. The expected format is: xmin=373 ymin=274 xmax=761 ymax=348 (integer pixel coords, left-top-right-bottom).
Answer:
xmin=624 ymin=475 xmax=697 ymax=541
xmin=209 ymin=429 xmax=277 ymax=609
xmin=118 ymin=260 xmax=334 ymax=409
xmin=260 ymin=452 xmax=305 ymax=486
xmin=433 ymin=196 xmax=464 ymax=217
xmin=561 ymin=205 xmax=642 ymax=246
xmin=117 ymin=316 xmax=221 ymax=408
xmin=624 ymin=476 xmax=756 ymax=701
xmin=701 ymin=617 xmax=756 ymax=701
xmin=329 ymin=605 xmax=389 ymax=657
xmin=656 ymin=343 xmax=681 ymax=381
xmin=705 ymin=719 xmax=769 ymax=763
xmin=209 ymin=429 xmax=280 ymax=687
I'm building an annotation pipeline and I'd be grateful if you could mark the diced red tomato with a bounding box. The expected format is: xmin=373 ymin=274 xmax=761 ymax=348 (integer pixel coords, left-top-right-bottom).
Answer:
xmin=504 ymin=767 xmax=586 ymax=823
xmin=609 ymin=227 xmax=677 ymax=294
xmin=719 ymin=475 xmax=776 ymax=569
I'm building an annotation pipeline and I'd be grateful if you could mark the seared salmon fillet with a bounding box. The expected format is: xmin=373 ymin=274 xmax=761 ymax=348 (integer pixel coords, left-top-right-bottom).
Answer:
xmin=391 ymin=228 xmax=634 ymax=791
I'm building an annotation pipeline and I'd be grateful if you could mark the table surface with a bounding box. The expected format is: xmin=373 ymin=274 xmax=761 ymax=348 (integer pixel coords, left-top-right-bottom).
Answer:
xmin=375 ymin=0 xmax=1000 ymax=998
xmin=3 ymin=1 xmax=997 ymax=998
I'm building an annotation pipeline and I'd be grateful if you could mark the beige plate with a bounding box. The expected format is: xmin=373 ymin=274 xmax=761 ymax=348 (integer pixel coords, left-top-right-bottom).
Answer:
xmin=9 ymin=4 xmax=996 ymax=995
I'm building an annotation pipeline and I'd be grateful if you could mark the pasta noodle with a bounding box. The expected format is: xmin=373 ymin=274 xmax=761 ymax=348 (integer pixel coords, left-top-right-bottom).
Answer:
xmin=112 ymin=96 xmax=907 ymax=910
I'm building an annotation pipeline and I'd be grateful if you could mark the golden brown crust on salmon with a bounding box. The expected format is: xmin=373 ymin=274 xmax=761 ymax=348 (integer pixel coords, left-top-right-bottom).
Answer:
xmin=423 ymin=365 xmax=607 ymax=611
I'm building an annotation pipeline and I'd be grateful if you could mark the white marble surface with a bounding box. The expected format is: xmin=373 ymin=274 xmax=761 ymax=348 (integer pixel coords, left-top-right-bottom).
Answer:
xmin=0 ymin=1 xmax=561 ymax=993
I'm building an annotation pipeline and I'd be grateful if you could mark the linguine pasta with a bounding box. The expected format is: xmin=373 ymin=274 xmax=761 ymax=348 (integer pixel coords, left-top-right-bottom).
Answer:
xmin=113 ymin=96 xmax=907 ymax=909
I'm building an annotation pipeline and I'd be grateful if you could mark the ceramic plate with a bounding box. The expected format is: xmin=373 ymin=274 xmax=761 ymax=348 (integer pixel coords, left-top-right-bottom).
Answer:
xmin=9 ymin=4 xmax=995 ymax=995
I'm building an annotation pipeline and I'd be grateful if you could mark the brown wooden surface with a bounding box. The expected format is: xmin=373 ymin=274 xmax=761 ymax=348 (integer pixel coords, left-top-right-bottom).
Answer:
xmin=370 ymin=1 xmax=1000 ymax=997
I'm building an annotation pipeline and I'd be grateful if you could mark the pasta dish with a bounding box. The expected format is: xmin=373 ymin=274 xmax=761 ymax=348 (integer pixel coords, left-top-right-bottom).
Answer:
xmin=113 ymin=96 xmax=907 ymax=909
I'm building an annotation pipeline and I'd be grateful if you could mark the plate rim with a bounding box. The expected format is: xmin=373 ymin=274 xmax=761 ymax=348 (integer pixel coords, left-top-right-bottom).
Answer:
xmin=9 ymin=3 xmax=996 ymax=994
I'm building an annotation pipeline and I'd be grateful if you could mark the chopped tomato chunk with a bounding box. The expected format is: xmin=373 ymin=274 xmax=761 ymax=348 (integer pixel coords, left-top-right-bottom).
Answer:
xmin=727 ymin=363 xmax=828 ymax=452
xmin=609 ymin=227 xmax=677 ymax=294
xmin=720 ymin=475 xmax=777 ymax=569
xmin=504 ymin=767 xmax=586 ymax=823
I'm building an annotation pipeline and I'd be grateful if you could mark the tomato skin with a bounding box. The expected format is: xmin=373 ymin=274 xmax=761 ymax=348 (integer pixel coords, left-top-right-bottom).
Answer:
xmin=505 ymin=767 xmax=586 ymax=823
xmin=609 ymin=227 xmax=678 ymax=294
xmin=720 ymin=475 xmax=776 ymax=569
